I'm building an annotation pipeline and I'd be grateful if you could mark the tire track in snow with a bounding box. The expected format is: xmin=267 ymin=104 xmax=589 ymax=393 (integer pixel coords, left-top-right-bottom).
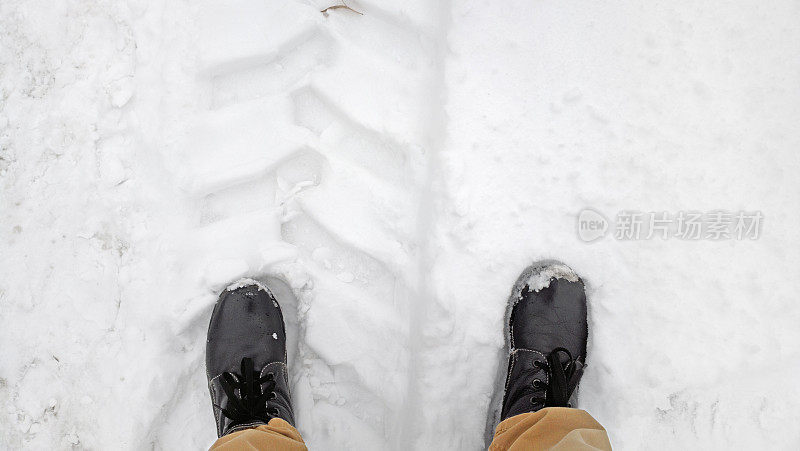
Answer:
xmin=282 ymin=2 xmax=449 ymax=448
xmin=399 ymin=0 xmax=451 ymax=447
xmin=285 ymin=79 xmax=415 ymax=449
xmin=172 ymin=0 xmax=450 ymax=447
xmin=151 ymin=1 xmax=330 ymax=446
xmin=206 ymin=28 xmax=334 ymax=109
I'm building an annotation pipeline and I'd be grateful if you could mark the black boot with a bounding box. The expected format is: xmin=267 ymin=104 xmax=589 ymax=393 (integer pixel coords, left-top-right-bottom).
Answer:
xmin=499 ymin=262 xmax=588 ymax=421
xmin=206 ymin=281 xmax=295 ymax=437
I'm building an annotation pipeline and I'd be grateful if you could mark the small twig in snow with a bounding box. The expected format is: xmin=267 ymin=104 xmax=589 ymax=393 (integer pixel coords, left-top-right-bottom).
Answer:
xmin=321 ymin=1 xmax=363 ymax=16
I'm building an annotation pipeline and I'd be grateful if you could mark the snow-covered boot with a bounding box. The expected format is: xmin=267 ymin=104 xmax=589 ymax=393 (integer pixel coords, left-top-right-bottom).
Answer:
xmin=206 ymin=281 xmax=295 ymax=437
xmin=499 ymin=262 xmax=589 ymax=421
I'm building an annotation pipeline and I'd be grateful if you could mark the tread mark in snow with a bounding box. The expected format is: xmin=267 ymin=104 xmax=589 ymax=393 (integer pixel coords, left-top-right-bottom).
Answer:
xmin=291 ymin=86 xmax=411 ymax=184
xmin=178 ymin=1 xmax=446 ymax=448
xmin=206 ymin=28 xmax=335 ymax=109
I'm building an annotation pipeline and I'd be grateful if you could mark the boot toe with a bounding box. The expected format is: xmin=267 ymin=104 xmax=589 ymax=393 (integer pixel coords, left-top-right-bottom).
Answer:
xmin=510 ymin=269 xmax=588 ymax=360
xmin=206 ymin=282 xmax=287 ymax=380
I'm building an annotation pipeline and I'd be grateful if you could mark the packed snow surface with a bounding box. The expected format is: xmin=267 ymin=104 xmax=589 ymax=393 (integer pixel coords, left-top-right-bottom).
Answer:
xmin=2 ymin=0 xmax=800 ymax=449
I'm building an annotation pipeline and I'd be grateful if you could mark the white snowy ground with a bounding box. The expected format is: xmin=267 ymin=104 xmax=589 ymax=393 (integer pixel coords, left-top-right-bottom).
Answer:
xmin=1 ymin=0 xmax=799 ymax=449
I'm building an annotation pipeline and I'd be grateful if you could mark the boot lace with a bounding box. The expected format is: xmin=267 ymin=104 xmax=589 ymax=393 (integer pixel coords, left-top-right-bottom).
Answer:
xmin=530 ymin=347 xmax=584 ymax=407
xmin=214 ymin=357 xmax=278 ymax=426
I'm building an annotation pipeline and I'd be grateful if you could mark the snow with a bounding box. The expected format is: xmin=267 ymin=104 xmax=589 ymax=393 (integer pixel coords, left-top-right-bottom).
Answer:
xmin=1 ymin=0 xmax=799 ymax=450
xmin=226 ymin=278 xmax=273 ymax=295
xmin=521 ymin=263 xmax=580 ymax=294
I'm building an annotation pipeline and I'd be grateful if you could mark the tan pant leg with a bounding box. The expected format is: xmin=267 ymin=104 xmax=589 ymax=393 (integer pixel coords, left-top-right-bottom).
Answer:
xmin=489 ymin=407 xmax=612 ymax=451
xmin=209 ymin=418 xmax=307 ymax=451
